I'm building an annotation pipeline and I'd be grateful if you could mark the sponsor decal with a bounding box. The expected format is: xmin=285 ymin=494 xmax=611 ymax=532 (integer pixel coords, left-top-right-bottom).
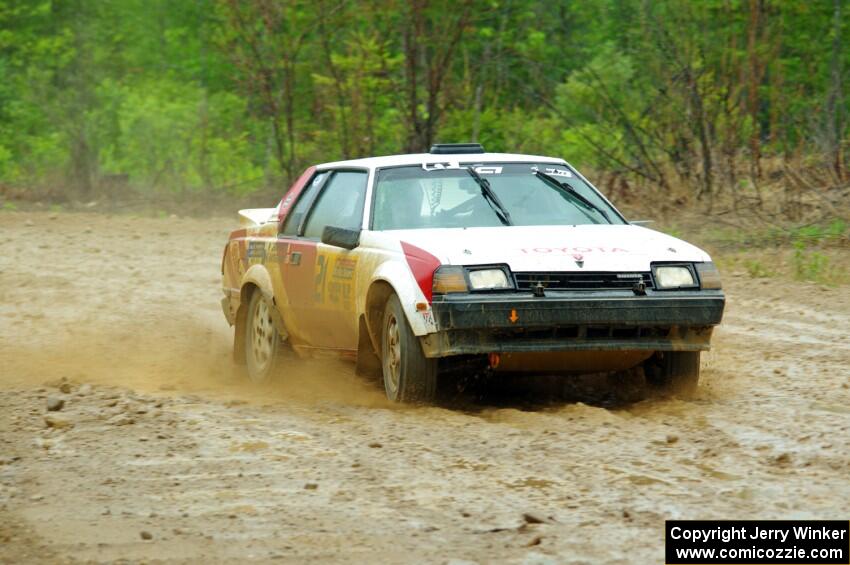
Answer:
xmin=236 ymin=240 xmax=248 ymax=274
xmin=314 ymin=255 xmax=328 ymax=303
xmin=422 ymin=162 xmax=451 ymax=171
xmin=247 ymin=241 xmax=266 ymax=261
xmin=474 ymin=166 xmax=503 ymax=175
xmin=544 ymin=167 xmax=572 ymax=177
xmin=264 ymin=241 xmax=281 ymax=262
xmin=331 ymin=258 xmax=356 ymax=280
xmin=314 ymin=253 xmax=357 ymax=310
xmin=280 ymin=193 xmax=295 ymax=212
xmin=530 ymin=165 xmax=573 ymax=178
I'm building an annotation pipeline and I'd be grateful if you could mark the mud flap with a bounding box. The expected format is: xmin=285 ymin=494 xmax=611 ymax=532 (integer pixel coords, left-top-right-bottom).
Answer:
xmin=233 ymin=303 xmax=248 ymax=365
xmin=221 ymin=297 xmax=235 ymax=326
xmin=355 ymin=315 xmax=381 ymax=378
xmin=263 ymin=291 xmax=289 ymax=342
xmin=644 ymin=351 xmax=700 ymax=396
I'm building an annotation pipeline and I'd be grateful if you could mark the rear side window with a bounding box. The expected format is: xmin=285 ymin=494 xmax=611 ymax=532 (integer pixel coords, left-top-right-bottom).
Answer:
xmin=302 ymin=171 xmax=368 ymax=239
xmin=280 ymin=171 xmax=329 ymax=235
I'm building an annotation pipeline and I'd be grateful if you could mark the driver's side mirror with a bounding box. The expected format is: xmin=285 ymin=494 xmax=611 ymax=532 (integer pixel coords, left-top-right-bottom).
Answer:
xmin=321 ymin=226 xmax=360 ymax=250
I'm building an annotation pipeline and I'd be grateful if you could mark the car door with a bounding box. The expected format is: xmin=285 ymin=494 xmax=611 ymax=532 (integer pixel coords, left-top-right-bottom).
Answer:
xmin=275 ymin=170 xmax=330 ymax=344
xmin=285 ymin=169 xmax=369 ymax=349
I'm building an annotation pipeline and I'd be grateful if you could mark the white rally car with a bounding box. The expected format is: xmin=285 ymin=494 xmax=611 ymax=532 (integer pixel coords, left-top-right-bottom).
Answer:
xmin=221 ymin=144 xmax=725 ymax=401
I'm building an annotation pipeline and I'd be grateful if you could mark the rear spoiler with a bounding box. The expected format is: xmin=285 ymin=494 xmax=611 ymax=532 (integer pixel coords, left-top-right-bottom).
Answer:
xmin=238 ymin=208 xmax=277 ymax=227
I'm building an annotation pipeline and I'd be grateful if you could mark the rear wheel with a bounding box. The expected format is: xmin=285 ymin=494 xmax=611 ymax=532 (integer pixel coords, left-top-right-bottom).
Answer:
xmin=381 ymin=294 xmax=437 ymax=402
xmin=245 ymin=291 xmax=281 ymax=382
xmin=645 ymin=351 xmax=700 ymax=396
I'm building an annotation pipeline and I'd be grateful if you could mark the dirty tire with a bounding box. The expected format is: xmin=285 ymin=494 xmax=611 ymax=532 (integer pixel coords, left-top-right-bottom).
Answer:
xmin=646 ymin=351 xmax=700 ymax=397
xmin=381 ymin=294 xmax=438 ymax=403
xmin=244 ymin=291 xmax=280 ymax=382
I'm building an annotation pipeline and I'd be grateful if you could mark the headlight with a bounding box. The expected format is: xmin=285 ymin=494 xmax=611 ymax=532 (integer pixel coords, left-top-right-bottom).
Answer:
xmin=653 ymin=265 xmax=697 ymax=289
xmin=432 ymin=266 xmax=468 ymax=294
xmin=695 ymin=262 xmax=722 ymax=289
xmin=468 ymin=268 xmax=511 ymax=290
xmin=432 ymin=265 xmax=514 ymax=295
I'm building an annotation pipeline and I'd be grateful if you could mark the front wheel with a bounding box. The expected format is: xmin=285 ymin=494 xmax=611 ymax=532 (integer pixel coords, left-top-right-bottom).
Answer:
xmin=244 ymin=291 xmax=281 ymax=382
xmin=381 ymin=294 xmax=438 ymax=403
xmin=645 ymin=351 xmax=700 ymax=397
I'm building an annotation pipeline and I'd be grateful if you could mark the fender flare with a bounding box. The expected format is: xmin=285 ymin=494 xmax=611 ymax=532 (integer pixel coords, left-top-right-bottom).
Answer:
xmin=364 ymin=260 xmax=433 ymax=343
xmin=240 ymin=264 xmax=274 ymax=303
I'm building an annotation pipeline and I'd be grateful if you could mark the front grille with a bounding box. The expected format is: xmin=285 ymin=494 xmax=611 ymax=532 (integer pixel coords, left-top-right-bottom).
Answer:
xmin=513 ymin=271 xmax=653 ymax=291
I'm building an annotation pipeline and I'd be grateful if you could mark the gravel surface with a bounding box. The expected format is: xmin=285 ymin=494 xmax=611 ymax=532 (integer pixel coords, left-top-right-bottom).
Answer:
xmin=1 ymin=211 xmax=848 ymax=564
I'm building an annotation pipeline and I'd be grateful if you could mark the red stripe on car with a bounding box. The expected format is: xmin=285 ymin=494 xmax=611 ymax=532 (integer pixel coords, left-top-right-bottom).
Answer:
xmin=277 ymin=166 xmax=317 ymax=224
xmin=228 ymin=228 xmax=247 ymax=240
xmin=401 ymin=242 xmax=441 ymax=303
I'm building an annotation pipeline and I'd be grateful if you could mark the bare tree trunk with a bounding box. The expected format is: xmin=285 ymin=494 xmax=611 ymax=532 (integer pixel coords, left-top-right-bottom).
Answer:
xmin=402 ymin=0 xmax=472 ymax=151
xmin=283 ymin=60 xmax=296 ymax=182
xmin=828 ymin=0 xmax=845 ymax=180
xmin=403 ymin=0 xmax=423 ymax=152
xmin=55 ymin=0 xmax=96 ymax=196
xmin=746 ymin=0 xmax=765 ymax=178
xmin=197 ymin=0 xmax=211 ymax=188
xmin=471 ymin=83 xmax=483 ymax=142
xmin=318 ymin=0 xmax=351 ymax=157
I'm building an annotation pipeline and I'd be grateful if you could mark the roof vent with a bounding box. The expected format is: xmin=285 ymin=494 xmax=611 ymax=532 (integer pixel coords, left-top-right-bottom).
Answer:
xmin=429 ymin=143 xmax=485 ymax=155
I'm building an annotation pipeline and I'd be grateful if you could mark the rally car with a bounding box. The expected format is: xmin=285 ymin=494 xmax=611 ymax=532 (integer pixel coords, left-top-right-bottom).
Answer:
xmin=220 ymin=143 xmax=725 ymax=402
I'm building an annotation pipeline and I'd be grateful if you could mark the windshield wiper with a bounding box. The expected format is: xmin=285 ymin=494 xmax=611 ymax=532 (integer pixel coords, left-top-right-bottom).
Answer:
xmin=465 ymin=167 xmax=512 ymax=226
xmin=534 ymin=170 xmax=611 ymax=223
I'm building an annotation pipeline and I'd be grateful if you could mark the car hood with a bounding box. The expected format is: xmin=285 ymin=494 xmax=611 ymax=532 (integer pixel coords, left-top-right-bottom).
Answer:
xmin=389 ymin=224 xmax=711 ymax=272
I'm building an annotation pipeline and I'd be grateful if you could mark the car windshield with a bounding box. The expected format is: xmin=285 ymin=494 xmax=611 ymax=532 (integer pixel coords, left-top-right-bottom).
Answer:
xmin=371 ymin=162 xmax=624 ymax=230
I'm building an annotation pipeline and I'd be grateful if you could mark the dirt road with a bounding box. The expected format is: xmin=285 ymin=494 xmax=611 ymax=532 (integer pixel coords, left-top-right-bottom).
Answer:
xmin=1 ymin=211 xmax=848 ymax=564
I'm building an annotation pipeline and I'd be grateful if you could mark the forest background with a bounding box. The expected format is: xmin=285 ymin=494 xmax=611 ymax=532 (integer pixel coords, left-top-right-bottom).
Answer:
xmin=1 ymin=0 xmax=848 ymax=282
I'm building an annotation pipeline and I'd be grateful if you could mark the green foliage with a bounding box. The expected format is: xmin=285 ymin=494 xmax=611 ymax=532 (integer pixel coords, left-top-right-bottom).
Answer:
xmin=555 ymin=43 xmax=640 ymax=168
xmin=704 ymin=220 xmax=849 ymax=250
xmin=791 ymin=242 xmax=839 ymax=285
xmin=744 ymin=259 xmax=775 ymax=279
xmin=787 ymin=222 xmax=848 ymax=285
xmin=0 ymin=0 xmax=847 ymax=199
xmin=789 ymin=220 xmax=848 ymax=245
xmin=96 ymin=79 xmax=262 ymax=193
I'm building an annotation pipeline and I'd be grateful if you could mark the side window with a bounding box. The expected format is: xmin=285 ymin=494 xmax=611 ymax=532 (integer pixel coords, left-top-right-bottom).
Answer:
xmin=280 ymin=172 xmax=329 ymax=235
xmin=303 ymin=171 xmax=368 ymax=239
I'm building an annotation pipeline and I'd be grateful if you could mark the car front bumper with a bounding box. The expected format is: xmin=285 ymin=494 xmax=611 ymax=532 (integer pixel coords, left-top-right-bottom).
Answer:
xmin=420 ymin=290 xmax=725 ymax=357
